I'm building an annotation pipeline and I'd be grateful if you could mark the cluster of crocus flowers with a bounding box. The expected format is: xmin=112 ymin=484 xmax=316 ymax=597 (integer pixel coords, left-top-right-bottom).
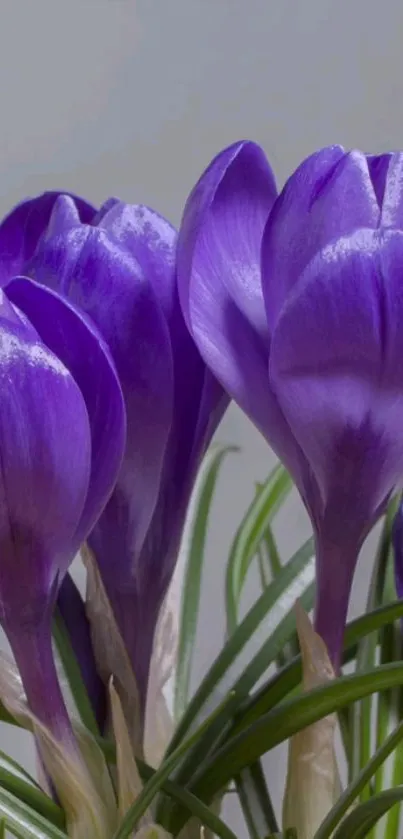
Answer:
xmin=0 ymin=194 xmax=227 ymax=823
xmin=1 ymin=140 xmax=403 ymax=837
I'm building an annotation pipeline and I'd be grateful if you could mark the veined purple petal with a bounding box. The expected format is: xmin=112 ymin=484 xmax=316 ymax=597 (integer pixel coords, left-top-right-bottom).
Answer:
xmin=262 ymin=147 xmax=379 ymax=332
xmin=26 ymin=207 xmax=174 ymax=562
xmin=177 ymin=142 xmax=276 ymax=427
xmin=7 ymin=277 xmax=126 ymax=551
xmin=177 ymin=141 xmax=312 ymax=492
xmin=0 ymin=192 xmax=95 ymax=287
xmin=270 ymin=228 xmax=403 ymax=662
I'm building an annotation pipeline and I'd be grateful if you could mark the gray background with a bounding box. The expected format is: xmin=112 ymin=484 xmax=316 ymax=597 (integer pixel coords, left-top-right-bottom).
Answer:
xmin=0 ymin=0 xmax=399 ymax=833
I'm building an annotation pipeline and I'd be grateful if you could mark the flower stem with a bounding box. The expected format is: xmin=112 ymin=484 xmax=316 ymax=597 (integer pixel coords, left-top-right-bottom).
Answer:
xmin=7 ymin=616 xmax=75 ymax=752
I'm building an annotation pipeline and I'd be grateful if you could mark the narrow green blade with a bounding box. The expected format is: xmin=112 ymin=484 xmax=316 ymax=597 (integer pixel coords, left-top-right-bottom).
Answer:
xmin=174 ymin=444 xmax=237 ymax=722
xmin=0 ymin=787 xmax=67 ymax=839
xmin=314 ymin=720 xmax=403 ymax=839
xmin=330 ymin=788 xmax=403 ymax=839
xmin=225 ymin=463 xmax=293 ymax=634
xmin=168 ymin=662 xmax=403 ymax=834
xmin=170 ymin=538 xmax=314 ymax=751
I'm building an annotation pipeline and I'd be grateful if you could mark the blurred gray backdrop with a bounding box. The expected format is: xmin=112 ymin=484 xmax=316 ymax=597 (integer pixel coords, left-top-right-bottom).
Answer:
xmin=0 ymin=0 xmax=400 ymax=833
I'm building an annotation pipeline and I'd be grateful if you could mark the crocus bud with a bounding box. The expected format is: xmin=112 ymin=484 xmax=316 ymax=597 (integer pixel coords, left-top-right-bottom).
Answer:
xmin=0 ymin=194 xmax=228 ymax=722
xmin=177 ymin=142 xmax=403 ymax=667
xmin=0 ymin=277 xmax=125 ymax=753
xmin=282 ymin=604 xmax=341 ymax=839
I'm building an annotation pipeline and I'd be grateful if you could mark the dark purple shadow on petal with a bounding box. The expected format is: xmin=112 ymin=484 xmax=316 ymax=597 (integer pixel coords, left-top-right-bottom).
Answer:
xmin=6 ymin=277 xmax=126 ymax=552
xmin=57 ymin=575 xmax=106 ymax=730
xmin=0 ymin=193 xmax=96 ymax=287
xmin=366 ymin=153 xmax=394 ymax=208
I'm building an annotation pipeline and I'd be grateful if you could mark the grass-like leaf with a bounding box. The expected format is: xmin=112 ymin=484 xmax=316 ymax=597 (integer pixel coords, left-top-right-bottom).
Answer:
xmin=0 ymin=786 xmax=67 ymax=839
xmin=314 ymin=720 xmax=403 ymax=838
xmin=225 ymin=463 xmax=293 ymax=634
xmin=174 ymin=444 xmax=237 ymax=722
xmin=167 ymin=662 xmax=403 ymax=833
xmin=330 ymin=787 xmax=403 ymax=839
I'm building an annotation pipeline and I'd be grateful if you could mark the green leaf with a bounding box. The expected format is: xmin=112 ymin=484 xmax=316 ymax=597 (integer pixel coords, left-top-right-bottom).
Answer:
xmin=314 ymin=720 xmax=403 ymax=839
xmin=168 ymin=662 xmax=403 ymax=834
xmin=235 ymin=762 xmax=278 ymax=838
xmin=170 ymin=537 xmax=314 ymax=752
xmin=330 ymin=788 xmax=403 ymax=839
xmin=112 ymin=694 xmax=234 ymax=839
xmin=350 ymin=505 xmax=395 ymax=793
xmin=0 ymin=751 xmax=64 ymax=830
xmin=53 ymin=606 xmax=100 ymax=738
xmin=0 ymin=787 xmax=67 ymax=839
xmin=137 ymin=759 xmax=237 ymax=839
xmin=266 ymin=833 xmax=297 ymax=839
xmin=158 ymin=542 xmax=314 ymax=827
xmin=225 ymin=463 xmax=293 ymax=634
xmin=174 ymin=444 xmax=237 ymax=722
xmin=233 ymin=597 xmax=403 ymax=738
xmin=258 ymin=524 xmax=295 ymax=668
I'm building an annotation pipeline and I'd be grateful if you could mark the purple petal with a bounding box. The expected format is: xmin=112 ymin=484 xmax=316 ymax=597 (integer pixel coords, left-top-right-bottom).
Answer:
xmin=0 ymin=193 xmax=96 ymax=287
xmin=0 ymin=289 xmax=91 ymax=628
xmin=25 ymin=208 xmax=174 ymax=561
xmin=177 ymin=142 xmax=275 ymax=426
xmin=270 ymin=228 xmax=403 ymax=662
xmin=366 ymin=153 xmax=395 ymax=207
xmin=377 ymin=153 xmax=403 ymax=227
xmin=262 ymin=147 xmax=379 ymax=332
xmin=177 ymin=141 xmax=312 ymax=489
xmin=6 ymin=277 xmax=126 ymax=552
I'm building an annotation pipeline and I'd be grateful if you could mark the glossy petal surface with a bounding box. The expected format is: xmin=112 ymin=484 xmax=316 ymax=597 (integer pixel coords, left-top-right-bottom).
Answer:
xmin=7 ymin=277 xmax=126 ymax=551
xmin=27 ymin=198 xmax=174 ymax=563
xmin=262 ymin=147 xmax=379 ymax=332
xmin=0 ymin=288 xmax=91 ymax=627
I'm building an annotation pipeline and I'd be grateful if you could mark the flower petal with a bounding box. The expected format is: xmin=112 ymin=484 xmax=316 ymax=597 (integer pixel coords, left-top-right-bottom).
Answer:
xmin=0 ymin=289 xmax=91 ymax=626
xmin=6 ymin=277 xmax=126 ymax=551
xmin=0 ymin=193 xmax=95 ymax=286
xmin=95 ymin=200 xmax=207 ymax=488
xmin=178 ymin=141 xmax=290 ymax=433
xmin=271 ymin=228 xmax=403 ymax=523
xmin=24 ymin=207 xmax=174 ymax=560
xmin=180 ymin=144 xmax=320 ymax=494
xmin=262 ymin=147 xmax=379 ymax=332
xmin=270 ymin=228 xmax=403 ymax=662
xmin=376 ymin=153 xmax=403 ymax=227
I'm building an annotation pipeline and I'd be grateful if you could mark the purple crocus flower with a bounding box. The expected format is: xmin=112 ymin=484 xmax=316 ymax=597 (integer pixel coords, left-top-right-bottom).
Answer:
xmin=0 ymin=277 xmax=125 ymax=749
xmin=177 ymin=141 xmax=403 ymax=666
xmin=0 ymin=194 xmax=227 ymax=710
